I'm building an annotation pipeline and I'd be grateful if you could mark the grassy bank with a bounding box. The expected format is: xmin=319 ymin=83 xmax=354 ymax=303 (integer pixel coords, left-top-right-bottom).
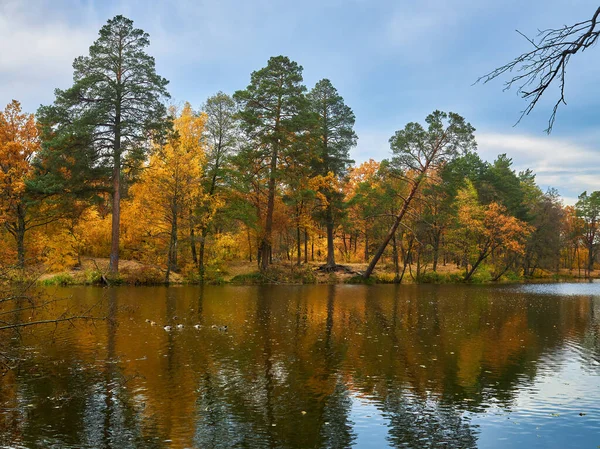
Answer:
xmin=29 ymin=258 xmax=599 ymax=287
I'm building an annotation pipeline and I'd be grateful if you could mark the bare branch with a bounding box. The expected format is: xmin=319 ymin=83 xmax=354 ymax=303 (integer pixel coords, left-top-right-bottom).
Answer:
xmin=477 ymin=6 xmax=600 ymax=132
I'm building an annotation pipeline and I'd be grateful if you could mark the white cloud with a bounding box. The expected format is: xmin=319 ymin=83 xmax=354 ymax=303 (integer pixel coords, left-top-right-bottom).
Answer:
xmin=352 ymin=127 xmax=600 ymax=205
xmin=0 ymin=1 xmax=100 ymax=108
xmin=477 ymin=131 xmax=600 ymax=204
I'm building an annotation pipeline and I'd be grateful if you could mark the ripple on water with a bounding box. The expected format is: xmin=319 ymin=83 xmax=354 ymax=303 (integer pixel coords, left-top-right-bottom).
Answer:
xmin=3 ymin=284 xmax=600 ymax=448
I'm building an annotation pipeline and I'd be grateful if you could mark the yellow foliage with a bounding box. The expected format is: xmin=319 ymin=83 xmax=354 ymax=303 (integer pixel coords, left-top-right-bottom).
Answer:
xmin=37 ymin=228 xmax=79 ymax=271
xmin=451 ymin=180 xmax=532 ymax=276
xmin=0 ymin=100 xmax=38 ymax=225
xmin=124 ymin=102 xmax=208 ymax=269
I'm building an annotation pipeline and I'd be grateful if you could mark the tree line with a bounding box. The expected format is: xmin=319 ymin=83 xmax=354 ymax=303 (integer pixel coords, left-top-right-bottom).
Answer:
xmin=1 ymin=15 xmax=599 ymax=283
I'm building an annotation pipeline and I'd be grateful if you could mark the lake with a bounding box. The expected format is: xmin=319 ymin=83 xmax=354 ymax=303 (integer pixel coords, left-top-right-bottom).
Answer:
xmin=1 ymin=283 xmax=600 ymax=448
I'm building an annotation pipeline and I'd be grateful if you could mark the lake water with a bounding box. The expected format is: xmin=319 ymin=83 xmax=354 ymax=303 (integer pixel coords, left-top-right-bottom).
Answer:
xmin=1 ymin=283 xmax=600 ymax=448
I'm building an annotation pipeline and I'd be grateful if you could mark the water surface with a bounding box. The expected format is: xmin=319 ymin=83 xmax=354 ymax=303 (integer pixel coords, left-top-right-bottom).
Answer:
xmin=1 ymin=283 xmax=600 ymax=448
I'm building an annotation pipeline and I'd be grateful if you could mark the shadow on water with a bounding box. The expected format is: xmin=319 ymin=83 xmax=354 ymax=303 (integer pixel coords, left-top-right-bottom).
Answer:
xmin=1 ymin=283 xmax=600 ymax=448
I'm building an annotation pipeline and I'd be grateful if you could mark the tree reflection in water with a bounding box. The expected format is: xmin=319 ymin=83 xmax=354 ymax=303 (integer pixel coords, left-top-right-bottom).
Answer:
xmin=1 ymin=283 xmax=599 ymax=448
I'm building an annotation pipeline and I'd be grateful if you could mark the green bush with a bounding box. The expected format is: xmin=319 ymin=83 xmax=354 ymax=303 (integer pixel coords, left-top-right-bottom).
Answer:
xmin=502 ymin=271 xmax=522 ymax=282
xmin=374 ymin=272 xmax=399 ymax=284
xmin=230 ymin=272 xmax=265 ymax=285
xmin=40 ymin=273 xmax=75 ymax=286
xmin=469 ymin=266 xmax=492 ymax=284
xmin=345 ymin=275 xmax=376 ymax=285
xmin=416 ymin=271 xmax=463 ymax=284
xmin=83 ymin=269 xmax=105 ymax=285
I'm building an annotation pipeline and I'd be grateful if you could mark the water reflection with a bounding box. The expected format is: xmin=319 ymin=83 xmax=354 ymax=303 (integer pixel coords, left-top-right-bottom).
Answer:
xmin=1 ymin=283 xmax=600 ymax=448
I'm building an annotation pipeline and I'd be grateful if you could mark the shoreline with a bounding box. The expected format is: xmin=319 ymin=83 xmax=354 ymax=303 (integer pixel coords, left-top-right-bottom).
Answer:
xmin=27 ymin=258 xmax=598 ymax=287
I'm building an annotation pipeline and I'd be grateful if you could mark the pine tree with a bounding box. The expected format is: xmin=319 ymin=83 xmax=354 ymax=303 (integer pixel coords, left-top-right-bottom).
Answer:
xmin=307 ymin=79 xmax=357 ymax=268
xmin=37 ymin=15 xmax=170 ymax=275
xmin=234 ymin=56 xmax=311 ymax=270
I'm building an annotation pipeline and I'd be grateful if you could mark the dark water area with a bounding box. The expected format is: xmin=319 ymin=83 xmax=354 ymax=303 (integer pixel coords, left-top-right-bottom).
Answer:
xmin=1 ymin=283 xmax=600 ymax=448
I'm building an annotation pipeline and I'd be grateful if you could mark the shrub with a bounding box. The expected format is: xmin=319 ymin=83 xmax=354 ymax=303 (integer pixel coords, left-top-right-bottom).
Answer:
xmin=230 ymin=272 xmax=265 ymax=285
xmin=119 ymin=266 xmax=164 ymax=285
xmin=40 ymin=273 xmax=75 ymax=286
xmin=374 ymin=272 xmax=398 ymax=284
xmin=83 ymin=269 xmax=105 ymax=285
xmin=416 ymin=271 xmax=463 ymax=284
xmin=345 ymin=275 xmax=376 ymax=285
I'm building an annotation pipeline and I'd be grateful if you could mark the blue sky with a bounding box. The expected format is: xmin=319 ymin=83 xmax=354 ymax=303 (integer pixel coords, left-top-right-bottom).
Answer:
xmin=1 ymin=0 xmax=599 ymax=203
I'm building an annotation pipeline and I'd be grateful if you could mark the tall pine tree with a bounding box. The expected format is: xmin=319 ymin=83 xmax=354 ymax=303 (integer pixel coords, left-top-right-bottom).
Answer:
xmin=308 ymin=79 xmax=356 ymax=268
xmin=234 ymin=56 xmax=311 ymax=270
xmin=37 ymin=15 xmax=170 ymax=274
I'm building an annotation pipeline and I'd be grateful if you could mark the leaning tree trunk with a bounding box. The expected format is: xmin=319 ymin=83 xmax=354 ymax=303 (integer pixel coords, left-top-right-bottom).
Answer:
xmin=363 ymin=174 xmax=424 ymax=279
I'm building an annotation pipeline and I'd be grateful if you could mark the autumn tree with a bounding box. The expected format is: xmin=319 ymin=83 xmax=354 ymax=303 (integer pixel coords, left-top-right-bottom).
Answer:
xmin=450 ymin=181 xmax=531 ymax=281
xmin=127 ymin=103 xmax=206 ymax=282
xmin=234 ymin=56 xmax=311 ymax=270
xmin=37 ymin=15 xmax=170 ymax=275
xmin=561 ymin=205 xmax=585 ymax=274
xmin=345 ymin=160 xmax=381 ymax=263
xmin=575 ymin=191 xmax=600 ymax=276
xmin=363 ymin=111 xmax=476 ymax=279
xmin=0 ymin=101 xmax=67 ymax=268
xmin=307 ymin=79 xmax=357 ymax=268
xmin=418 ymin=169 xmax=454 ymax=272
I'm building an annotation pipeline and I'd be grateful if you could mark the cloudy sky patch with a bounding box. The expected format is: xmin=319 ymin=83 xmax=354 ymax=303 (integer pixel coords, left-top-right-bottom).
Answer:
xmin=1 ymin=0 xmax=598 ymax=204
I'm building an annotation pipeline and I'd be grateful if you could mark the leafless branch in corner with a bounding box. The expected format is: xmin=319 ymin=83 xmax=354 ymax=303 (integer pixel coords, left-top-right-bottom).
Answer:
xmin=476 ymin=6 xmax=600 ymax=133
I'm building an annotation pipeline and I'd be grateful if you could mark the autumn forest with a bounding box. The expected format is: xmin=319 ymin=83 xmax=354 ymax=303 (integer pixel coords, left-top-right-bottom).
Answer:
xmin=1 ymin=15 xmax=599 ymax=286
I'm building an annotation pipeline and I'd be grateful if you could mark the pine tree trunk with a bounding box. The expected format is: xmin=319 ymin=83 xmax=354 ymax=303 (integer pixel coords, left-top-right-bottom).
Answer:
xmin=304 ymin=229 xmax=308 ymax=264
xmin=588 ymin=238 xmax=594 ymax=277
xmin=297 ymin=225 xmax=301 ymax=265
xmin=325 ymin=204 xmax=336 ymax=267
xmin=432 ymin=230 xmax=440 ymax=272
xmin=261 ymin=144 xmax=278 ymax=271
xmin=109 ymin=130 xmax=121 ymax=275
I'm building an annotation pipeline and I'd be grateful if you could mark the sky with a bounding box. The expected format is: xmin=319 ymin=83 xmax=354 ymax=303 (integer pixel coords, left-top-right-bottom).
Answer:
xmin=1 ymin=0 xmax=599 ymax=204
